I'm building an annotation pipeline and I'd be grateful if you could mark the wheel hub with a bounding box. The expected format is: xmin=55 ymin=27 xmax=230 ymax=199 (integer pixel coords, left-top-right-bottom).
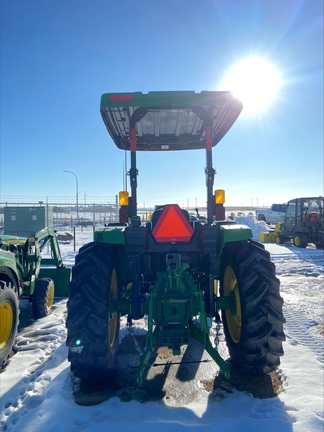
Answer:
xmin=46 ymin=284 xmax=54 ymax=311
xmin=0 ymin=301 xmax=13 ymax=349
xmin=223 ymin=265 xmax=242 ymax=343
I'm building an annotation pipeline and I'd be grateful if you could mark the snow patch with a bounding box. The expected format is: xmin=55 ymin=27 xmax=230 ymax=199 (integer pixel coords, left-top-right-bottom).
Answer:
xmin=233 ymin=214 xmax=271 ymax=241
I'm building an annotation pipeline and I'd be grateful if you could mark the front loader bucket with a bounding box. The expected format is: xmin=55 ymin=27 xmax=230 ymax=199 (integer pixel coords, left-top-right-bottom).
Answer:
xmin=38 ymin=266 xmax=71 ymax=297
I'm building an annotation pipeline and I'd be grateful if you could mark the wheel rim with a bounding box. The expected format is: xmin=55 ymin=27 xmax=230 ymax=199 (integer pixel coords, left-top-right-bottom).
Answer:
xmin=223 ymin=265 xmax=242 ymax=344
xmin=109 ymin=269 xmax=118 ymax=347
xmin=0 ymin=301 xmax=13 ymax=349
xmin=46 ymin=283 xmax=54 ymax=311
xmin=276 ymin=237 xmax=280 ymax=244
xmin=295 ymin=236 xmax=300 ymax=246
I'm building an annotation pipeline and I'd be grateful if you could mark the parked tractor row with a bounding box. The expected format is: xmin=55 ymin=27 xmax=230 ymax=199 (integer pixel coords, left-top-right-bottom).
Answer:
xmin=259 ymin=197 xmax=324 ymax=248
xmin=0 ymin=228 xmax=71 ymax=366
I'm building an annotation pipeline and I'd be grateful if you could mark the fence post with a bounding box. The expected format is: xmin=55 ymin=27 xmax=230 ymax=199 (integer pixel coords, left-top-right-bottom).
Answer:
xmin=93 ymin=203 xmax=95 ymax=228
xmin=74 ymin=225 xmax=76 ymax=252
xmin=17 ymin=228 xmax=20 ymax=237
xmin=46 ymin=196 xmax=49 ymax=228
xmin=115 ymin=195 xmax=118 ymax=223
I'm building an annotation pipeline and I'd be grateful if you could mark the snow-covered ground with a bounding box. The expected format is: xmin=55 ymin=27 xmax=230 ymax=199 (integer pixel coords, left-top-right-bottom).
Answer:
xmin=0 ymin=217 xmax=323 ymax=432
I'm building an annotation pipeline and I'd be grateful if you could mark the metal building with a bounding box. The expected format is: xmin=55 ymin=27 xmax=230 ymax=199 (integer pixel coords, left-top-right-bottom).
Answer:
xmin=4 ymin=206 xmax=53 ymax=236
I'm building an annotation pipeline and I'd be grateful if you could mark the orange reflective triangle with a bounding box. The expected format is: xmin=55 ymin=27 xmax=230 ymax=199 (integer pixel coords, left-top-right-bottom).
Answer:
xmin=152 ymin=205 xmax=194 ymax=242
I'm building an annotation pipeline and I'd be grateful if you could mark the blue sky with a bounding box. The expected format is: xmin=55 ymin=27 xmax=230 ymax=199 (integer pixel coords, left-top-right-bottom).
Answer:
xmin=1 ymin=0 xmax=323 ymax=208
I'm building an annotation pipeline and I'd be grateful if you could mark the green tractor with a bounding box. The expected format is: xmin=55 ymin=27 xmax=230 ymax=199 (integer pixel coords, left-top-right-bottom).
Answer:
xmin=0 ymin=227 xmax=71 ymax=366
xmin=275 ymin=197 xmax=324 ymax=248
xmin=66 ymin=91 xmax=285 ymax=386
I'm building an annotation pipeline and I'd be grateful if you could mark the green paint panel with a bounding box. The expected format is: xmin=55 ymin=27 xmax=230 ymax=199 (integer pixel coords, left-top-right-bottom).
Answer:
xmin=220 ymin=224 xmax=253 ymax=243
xmin=93 ymin=229 xmax=132 ymax=280
xmin=94 ymin=228 xmax=126 ymax=244
xmin=38 ymin=267 xmax=71 ymax=297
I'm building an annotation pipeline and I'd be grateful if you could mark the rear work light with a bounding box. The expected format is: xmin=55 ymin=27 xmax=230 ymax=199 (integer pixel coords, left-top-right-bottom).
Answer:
xmin=152 ymin=205 xmax=194 ymax=243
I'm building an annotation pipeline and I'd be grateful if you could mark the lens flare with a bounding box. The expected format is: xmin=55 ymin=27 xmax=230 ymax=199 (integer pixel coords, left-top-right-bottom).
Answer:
xmin=222 ymin=58 xmax=281 ymax=113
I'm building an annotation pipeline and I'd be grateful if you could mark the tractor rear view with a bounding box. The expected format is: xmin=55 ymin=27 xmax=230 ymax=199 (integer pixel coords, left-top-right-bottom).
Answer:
xmin=66 ymin=91 xmax=285 ymax=386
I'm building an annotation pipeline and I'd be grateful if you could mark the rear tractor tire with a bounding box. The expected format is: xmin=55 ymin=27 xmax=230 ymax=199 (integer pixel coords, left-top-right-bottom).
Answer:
xmin=32 ymin=278 xmax=55 ymax=319
xmin=0 ymin=282 xmax=19 ymax=366
xmin=293 ymin=233 xmax=308 ymax=248
xmin=66 ymin=242 xmax=121 ymax=381
xmin=220 ymin=239 xmax=285 ymax=375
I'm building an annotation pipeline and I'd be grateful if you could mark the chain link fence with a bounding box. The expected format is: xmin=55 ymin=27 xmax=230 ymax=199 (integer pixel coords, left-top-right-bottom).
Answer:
xmin=0 ymin=197 xmax=171 ymax=239
xmin=0 ymin=196 xmax=258 ymax=239
xmin=0 ymin=197 xmax=120 ymax=236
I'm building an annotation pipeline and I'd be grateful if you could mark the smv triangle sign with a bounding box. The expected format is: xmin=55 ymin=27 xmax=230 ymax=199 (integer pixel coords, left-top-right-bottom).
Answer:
xmin=152 ymin=205 xmax=194 ymax=242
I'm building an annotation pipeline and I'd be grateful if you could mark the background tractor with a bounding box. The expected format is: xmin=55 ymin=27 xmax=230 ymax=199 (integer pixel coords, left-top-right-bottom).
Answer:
xmin=275 ymin=197 xmax=324 ymax=248
xmin=0 ymin=228 xmax=71 ymax=366
xmin=66 ymin=91 xmax=285 ymax=387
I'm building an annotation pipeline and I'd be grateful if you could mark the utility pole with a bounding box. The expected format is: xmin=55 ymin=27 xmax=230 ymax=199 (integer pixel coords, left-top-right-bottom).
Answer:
xmin=63 ymin=170 xmax=79 ymax=220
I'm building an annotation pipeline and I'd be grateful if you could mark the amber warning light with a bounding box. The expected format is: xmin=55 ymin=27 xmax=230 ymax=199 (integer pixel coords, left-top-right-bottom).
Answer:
xmin=119 ymin=191 xmax=129 ymax=206
xmin=215 ymin=190 xmax=225 ymax=204
xmin=152 ymin=205 xmax=194 ymax=243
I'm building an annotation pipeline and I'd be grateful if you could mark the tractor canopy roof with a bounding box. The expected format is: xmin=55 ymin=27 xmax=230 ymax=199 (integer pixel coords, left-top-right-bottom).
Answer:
xmin=100 ymin=91 xmax=243 ymax=151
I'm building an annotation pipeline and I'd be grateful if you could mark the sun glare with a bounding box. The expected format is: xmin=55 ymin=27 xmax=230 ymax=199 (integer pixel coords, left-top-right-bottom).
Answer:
xmin=222 ymin=58 xmax=281 ymax=113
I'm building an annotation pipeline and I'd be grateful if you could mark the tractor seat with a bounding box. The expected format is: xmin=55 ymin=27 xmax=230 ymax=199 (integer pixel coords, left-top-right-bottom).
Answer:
xmin=151 ymin=205 xmax=190 ymax=228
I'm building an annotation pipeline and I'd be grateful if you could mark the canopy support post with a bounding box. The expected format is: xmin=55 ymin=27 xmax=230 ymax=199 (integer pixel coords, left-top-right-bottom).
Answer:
xmin=129 ymin=107 xmax=148 ymax=217
xmin=205 ymin=121 xmax=215 ymax=225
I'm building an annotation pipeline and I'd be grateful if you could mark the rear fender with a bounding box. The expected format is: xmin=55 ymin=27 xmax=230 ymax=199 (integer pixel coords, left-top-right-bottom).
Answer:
xmin=94 ymin=228 xmax=132 ymax=280
xmin=0 ymin=252 xmax=20 ymax=297
xmin=293 ymin=227 xmax=309 ymax=235
xmin=215 ymin=224 xmax=253 ymax=277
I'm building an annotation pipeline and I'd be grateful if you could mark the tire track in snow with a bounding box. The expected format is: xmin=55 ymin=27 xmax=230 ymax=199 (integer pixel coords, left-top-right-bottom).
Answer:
xmin=283 ymin=307 xmax=324 ymax=368
xmin=267 ymin=245 xmax=324 ymax=327
xmin=0 ymin=301 xmax=68 ymax=432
